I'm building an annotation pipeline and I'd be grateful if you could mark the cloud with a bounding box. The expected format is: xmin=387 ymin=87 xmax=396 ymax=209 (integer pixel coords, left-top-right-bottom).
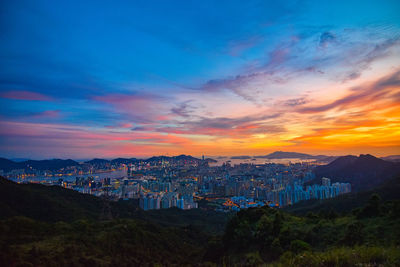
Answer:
xmin=30 ymin=110 xmax=61 ymax=119
xmin=319 ymin=31 xmax=336 ymax=47
xmin=156 ymin=112 xmax=285 ymax=138
xmin=227 ymin=35 xmax=264 ymax=57
xmin=105 ymin=122 xmax=133 ymax=129
xmin=339 ymin=36 xmax=400 ymax=82
xmin=0 ymin=90 xmax=53 ymax=101
xmin=283 ymin=97 xmax=309 ymax=107
xmin=195 ymin=26 xmax=400 ymax=110
xmin=92 ymin=92 xmax=169 ymax=124
xmin=130 ymin=126 xmax=154 ymax=131
xmin=200 ymin=72 xmax=284 ymax=104
xmin=297 ymin=69 xmax=400 ymax=114
xmin=0 ymin=120 xmax=194 ymax=158
xmin=170 ymin=100 xmax=197 ymax=118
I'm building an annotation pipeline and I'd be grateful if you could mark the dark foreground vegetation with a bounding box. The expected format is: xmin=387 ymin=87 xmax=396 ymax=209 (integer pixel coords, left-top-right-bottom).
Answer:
xmin=1 ymin=176 xmax=400 ymax=266
xmin=211 ymin=194 xmax=400 ymax=266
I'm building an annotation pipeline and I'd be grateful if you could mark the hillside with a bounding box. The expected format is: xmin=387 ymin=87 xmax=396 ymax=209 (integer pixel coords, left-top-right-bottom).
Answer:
xmin=0 ymin=177 xmax=111 ymax=222
xmin=110 ymin=157 xmax=138 ymax=164
xmin=0 ymin=177 xmax=229 ymax=266
xmin=0 ymin=177 xmax=229 ymax=232
xmin=206 ymin=198 xmax=400 ymax=265
xmin=147 ymin=154 xmax=201 ymax=162
xmin=0 ymin=158 xmax=79 ymax=172
xmin=0 ymin=158 xmax=20 ymax=172
xmin=256 ymin=151 xmax=315 ymax=159
xmin=313 ymin=154 xmax=400 ymax=191
xmin=0 ymin=216 xmax=208 ymax=266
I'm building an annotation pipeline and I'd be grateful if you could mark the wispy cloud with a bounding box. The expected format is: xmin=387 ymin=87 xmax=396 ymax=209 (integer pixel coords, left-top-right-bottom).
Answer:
xmin=0 ymin=90 xmax=53 ymax=101
xmin=298 ymin=69 xmax=400 ymax=113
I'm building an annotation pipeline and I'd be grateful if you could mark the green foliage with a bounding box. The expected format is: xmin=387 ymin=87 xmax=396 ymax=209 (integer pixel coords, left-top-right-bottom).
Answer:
xmin=341 ymin=221 xmax=364 ymax=246
xmin=290 ymin=240 xmax=311 ymax=254
xmin=357 ymin=193 xmax=382 ymax=218
xmin=0 ymin=218 xmax=207 ymax=266
xmin=274 ymin=246 xmax=400 ymax=267
xmin=213 ymin=193 xmax=400 ymax=265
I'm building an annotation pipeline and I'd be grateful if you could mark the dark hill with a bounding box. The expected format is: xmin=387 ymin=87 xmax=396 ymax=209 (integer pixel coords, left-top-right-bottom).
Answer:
xmin=146 ymin=155 xmax=201 ymax=162
xmin=146 ymin=156 xmax=171 ymax=162
xmin=0 ymin=158 xmax=20 ymax=172
xmin=313 ymin=154 xmax=400 ymax=192
xmin=0 ymin=158 xmax=79 ymax=172
xmin=24 ymin=159 xmax=79 ymax=171
xmin=0 ymin=177 xmax=228 ymax=232
xmin=110 ymin=157 xmax=138 ymax=164
xmin=84 ymin=158 xmax=110 ymax=165
xmin=0 ymin=177 xmax=105 ymax=221
xmin=174 ymin=154 xmax=199 ymax=161
xmin=0 ymin=177 xmax=212 ymax=266
xmin=255 ymin=151 xmax=313 ymax=159
xmin=231 ymin=155 xmax=252 ymax=159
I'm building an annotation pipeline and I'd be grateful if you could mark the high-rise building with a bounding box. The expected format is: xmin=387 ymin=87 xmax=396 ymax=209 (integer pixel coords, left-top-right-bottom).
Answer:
xmin=322 ymin=177 xmax=331 ymax=187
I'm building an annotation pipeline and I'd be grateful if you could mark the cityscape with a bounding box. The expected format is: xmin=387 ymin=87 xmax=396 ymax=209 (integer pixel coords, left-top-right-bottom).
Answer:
xmin=2 ymin=154 xmax=351 ymax=211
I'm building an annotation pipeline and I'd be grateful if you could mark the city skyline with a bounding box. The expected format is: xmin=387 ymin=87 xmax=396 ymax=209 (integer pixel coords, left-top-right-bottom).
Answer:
xmin=1 ymin=0 xmax=400 ymax=158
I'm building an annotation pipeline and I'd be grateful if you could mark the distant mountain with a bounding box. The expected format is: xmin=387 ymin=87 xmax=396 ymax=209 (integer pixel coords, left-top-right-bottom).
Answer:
xmin=146 ymin=156 xmax=172 ymax=162
xmin=84 ymin=158 xmax=110 ymax=165
xmin=0 ymin=155 xmax=208 ymax=172
xmin=313 ymin=154 xmax=400 ymax=192
xmin=381 ymin=155 xmax=400 ymax=162
xmin=110 ymin=157 xmax=138 ymax=164
xmin=313 ymin=155 xmax=339 ymax=162
xmin=231 ymin=155 xmax=252 ymax=159
xmin=0 ymin=158 xmax=79 ymax=172
xmin=254 ymin=151 xmax=337 ymax=162
xmin=174 ymin=154 xmax=199 ymax=161
xmin=146 ymin=154 xmax=201 ymax=162
xmin=0 ymin=158 xmax=20 ymax=172
xmin=263 ymin=151 xmax=313 ymax=159
xmin=24 ymin=159 xmax=80 ymax=171
xmin=10 ymin=158 xmax=30 ymax=162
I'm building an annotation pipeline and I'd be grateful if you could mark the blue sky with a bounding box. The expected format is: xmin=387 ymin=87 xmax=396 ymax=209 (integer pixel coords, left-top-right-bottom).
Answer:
xmin=1 ymin=0 xmax=399 ymax=158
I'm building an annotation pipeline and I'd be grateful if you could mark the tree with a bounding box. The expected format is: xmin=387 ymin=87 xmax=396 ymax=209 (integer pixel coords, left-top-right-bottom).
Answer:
xmin=290 ymin=240 xmax=311 ymax=254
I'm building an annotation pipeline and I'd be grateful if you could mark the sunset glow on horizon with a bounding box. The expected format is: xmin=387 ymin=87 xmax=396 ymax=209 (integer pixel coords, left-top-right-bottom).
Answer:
xmin=1 ymin=0 xmax=400 ymax=159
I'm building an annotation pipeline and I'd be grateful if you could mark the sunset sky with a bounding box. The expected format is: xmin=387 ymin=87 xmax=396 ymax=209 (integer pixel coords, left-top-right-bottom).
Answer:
xmin=1 ymin=0 xmax=400 ymax=159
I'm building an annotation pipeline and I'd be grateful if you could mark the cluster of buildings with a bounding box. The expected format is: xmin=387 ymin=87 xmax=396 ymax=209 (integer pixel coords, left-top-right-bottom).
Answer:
xmin=4 ymin=156 xmax=352 ymax=211
xmin=259 ymin=178 xmax=351 ymax=207
xmin=222 ymin=177 xmax=350 ymax=210
xmin=139 ymin=192 xmax=198 ymax=210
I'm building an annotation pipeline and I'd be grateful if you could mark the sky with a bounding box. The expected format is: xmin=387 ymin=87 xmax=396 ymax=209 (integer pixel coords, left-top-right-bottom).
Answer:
xmin=0 ymin=0 xmax=400 ymax=159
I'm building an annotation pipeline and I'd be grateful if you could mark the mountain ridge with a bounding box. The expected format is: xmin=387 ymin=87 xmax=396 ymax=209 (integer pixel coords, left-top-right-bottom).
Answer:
xmin=313 ymin=154 xmax=400 ymax=192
